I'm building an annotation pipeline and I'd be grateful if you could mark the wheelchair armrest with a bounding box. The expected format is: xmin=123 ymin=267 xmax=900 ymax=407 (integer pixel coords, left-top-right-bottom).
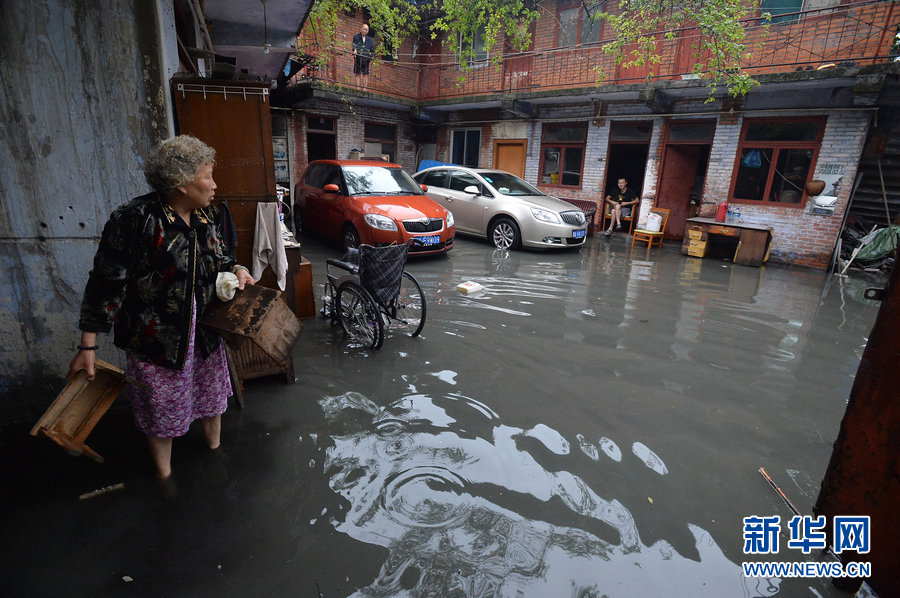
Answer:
xmin=326 ymin=258 xmax=359 ymax=274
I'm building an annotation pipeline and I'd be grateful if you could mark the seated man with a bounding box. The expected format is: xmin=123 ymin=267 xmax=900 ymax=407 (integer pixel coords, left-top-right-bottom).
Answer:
xmin=604 ymin=177 xmax=639 ymax=236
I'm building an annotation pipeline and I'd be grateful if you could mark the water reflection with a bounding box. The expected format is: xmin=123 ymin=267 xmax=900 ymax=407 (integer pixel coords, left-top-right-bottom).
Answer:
xmin=319 ymin=392 xmax=778 ymax=597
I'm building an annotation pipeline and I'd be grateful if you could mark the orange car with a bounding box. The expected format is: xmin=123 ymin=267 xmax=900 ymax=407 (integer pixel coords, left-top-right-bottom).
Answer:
xmin=294 ymin=160 xmax=455 ymax=255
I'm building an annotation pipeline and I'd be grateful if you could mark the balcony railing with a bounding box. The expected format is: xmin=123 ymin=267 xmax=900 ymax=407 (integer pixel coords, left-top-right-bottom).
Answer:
xmin=296 ymin=0 xmax=898 ymax=103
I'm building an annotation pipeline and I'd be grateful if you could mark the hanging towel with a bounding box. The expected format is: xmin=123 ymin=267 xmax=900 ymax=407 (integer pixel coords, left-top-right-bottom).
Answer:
xmin=251 ymin=202 xmax=287 ymax=290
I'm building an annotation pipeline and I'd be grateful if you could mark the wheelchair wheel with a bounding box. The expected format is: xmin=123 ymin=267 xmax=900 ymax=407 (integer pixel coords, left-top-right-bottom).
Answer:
xmin=337 ymin=281 xmax=384 ymax=350
xmin=391 ymin=271 xmax=426 ymax=337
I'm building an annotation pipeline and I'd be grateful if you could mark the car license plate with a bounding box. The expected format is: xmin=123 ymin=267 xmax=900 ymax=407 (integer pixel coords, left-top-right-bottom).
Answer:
xmin=572 ymin=229 xmax=586 ymax=239
xmin=417 ymin=235 xmax=440 ymax=246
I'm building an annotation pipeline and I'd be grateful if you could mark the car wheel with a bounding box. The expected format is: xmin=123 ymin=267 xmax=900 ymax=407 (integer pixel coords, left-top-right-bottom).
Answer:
xmin=343 ymin=224 xmax=361 ymax=251
xmin=489 ymin=217 xmax=521 ymax=250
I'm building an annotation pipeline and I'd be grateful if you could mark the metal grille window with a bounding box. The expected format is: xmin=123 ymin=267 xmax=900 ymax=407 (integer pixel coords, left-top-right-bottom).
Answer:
xmin=452 ymin=129 xmax=481 ymax=168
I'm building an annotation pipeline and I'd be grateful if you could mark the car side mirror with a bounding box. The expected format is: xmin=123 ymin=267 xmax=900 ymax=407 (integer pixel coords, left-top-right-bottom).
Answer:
xmin=323 ymin=183 xmax=340 ymax=193
xmin=420 ymin=184 xmax=428 ymax=193
xmin=463 ymin=185 xmax=480 ymax=195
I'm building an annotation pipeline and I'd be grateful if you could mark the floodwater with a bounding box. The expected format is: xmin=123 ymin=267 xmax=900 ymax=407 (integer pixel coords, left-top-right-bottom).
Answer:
xmin=1 ymin=235 xmax=883 ymax=598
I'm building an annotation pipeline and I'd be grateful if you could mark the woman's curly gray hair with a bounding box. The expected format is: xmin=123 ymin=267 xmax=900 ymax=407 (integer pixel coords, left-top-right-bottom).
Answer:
xmin=144 ymin=135 xmax=216 ymax=192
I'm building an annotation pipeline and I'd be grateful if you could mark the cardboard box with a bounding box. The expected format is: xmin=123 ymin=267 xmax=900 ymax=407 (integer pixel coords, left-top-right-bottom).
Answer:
xmin=687 ymin=240 xmax=707 ymax=257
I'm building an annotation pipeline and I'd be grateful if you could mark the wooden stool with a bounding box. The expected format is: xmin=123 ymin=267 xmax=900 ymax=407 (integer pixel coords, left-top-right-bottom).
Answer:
xmin=30 ymin=360 xmax=126 ymax=462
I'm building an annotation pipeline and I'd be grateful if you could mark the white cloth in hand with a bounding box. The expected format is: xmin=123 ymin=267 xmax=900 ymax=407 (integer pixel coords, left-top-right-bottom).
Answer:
xmin=216 ymin=272 xmax=240 ymax=301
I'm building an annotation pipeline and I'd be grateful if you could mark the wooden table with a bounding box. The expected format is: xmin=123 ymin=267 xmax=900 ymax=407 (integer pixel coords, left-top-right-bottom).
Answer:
xmin=682 ymin=217 xmax=773 ymax=267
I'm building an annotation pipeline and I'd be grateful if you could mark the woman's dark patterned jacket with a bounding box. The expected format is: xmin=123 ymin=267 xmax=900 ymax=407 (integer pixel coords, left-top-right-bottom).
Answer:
xmin=79 ymin=192 xmax=237 ymax=369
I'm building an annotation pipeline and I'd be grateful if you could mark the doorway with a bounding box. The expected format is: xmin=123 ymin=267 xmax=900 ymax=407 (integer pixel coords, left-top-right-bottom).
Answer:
xmin=494 ymin=139 xmax=527 ymax=178
xmin=602 ymin=121 xmax=653 ymax=203
xmin=656 ymin=120 xmax=715 ymax=239
xmin=307 ymin=132 xmax=336 ymax=162
xmin=604 ymin=144 xmax=649 ymax=198
xmin=306 ymin=115 xmax=337 ymax=162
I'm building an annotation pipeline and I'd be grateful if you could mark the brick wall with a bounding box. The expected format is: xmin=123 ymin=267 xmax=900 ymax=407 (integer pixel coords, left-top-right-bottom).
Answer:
xmin=299 ymin=8 xmax=419 ymax=100
xmin=287 ymin=100 xmax=419 ymax=179
xmin=702 ymin=111 xmax=870 ymax=269
xmin=737 ymin=112 xmax=870 ymax=268
xmin=296 ymin=1 xmax=895 ymax=102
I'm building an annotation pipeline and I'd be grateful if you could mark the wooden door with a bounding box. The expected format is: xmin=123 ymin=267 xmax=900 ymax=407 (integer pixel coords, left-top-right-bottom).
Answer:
xmin=657 ymin=145 xmax=702 ymax=239
xmin=493 ymin=140 xmax=527 ymax=179
xmin=173 ymin=79 xmax=276 ymax=267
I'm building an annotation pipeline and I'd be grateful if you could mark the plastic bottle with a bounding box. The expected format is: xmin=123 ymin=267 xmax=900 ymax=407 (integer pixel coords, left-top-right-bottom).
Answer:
xmin=715 ymin=200 xmax=728 ymax=223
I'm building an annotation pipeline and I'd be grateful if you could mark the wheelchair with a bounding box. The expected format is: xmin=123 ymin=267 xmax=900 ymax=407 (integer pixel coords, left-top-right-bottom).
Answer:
xmin=322 ymin=243 xmax=426 ymax=350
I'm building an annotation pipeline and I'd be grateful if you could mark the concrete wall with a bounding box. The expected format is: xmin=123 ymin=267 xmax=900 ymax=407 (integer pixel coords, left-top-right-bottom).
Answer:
xmin=0 ymin=0 xmax=171 ymax=421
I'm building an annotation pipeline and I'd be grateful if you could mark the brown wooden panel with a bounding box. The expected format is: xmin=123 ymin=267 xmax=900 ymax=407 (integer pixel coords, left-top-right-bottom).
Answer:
xmin=815 ymin=262 xmax=900 ymax=597
xmin=705 ymin=225 xmax=739 ymax=237
xmin=734 ymin=229 xmax=770 ymax=267
xmin=220 ymin=199 xmax=259 ymax=268
xmin=173 ymin=79 xmax=275 ymax=200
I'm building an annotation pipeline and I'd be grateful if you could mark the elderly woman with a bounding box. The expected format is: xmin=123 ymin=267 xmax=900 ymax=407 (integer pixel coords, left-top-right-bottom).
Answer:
xmin=69 ymin=135 xmax=254 ymax=480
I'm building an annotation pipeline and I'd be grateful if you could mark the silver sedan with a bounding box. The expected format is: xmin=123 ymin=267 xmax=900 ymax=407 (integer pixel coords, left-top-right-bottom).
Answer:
xmin=412 ymin=167 xmax=587 ymax=250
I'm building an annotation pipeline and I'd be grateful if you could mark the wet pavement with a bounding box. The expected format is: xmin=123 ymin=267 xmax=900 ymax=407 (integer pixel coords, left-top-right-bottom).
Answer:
xmin=2 ymin=234 xmax=883 ymax=597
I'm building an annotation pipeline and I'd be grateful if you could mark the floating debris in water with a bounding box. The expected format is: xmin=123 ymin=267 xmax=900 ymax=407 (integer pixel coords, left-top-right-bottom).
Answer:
xmin=457 ymin=281 xmax=484 ymax=295
xmin=79 ymin=482 xmax=125 ymax=500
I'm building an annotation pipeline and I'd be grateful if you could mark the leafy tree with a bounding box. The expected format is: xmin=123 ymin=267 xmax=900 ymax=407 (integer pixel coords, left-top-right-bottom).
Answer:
xmin=305 ymin=0 xmax=767 ymax=98
xmin=592 ymin=0 xmax=764 ymax=98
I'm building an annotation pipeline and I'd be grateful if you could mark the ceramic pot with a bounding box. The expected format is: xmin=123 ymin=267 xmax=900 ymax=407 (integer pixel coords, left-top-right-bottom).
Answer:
xmin=806 ymin=180 xmax=826 ymax=195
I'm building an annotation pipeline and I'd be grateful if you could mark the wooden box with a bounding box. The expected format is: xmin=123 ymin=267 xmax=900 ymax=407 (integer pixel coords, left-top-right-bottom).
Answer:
xmin=687 ymin=240 xmax=708 ymax=257
xmin=201 ymin=284 xmax=302 ymax=383
xmin=30 ymin=359 xmax=126 ymax=462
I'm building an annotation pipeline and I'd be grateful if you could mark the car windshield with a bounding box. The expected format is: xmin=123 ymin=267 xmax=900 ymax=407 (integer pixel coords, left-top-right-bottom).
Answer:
xmin=342 ymin=165 xmax=422 ymax=196
xmin=480 ymin=172 xmax=544 ymax=196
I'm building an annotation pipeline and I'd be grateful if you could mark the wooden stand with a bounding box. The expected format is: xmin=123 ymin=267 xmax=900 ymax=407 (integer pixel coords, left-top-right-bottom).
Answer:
xmin=256 ymin=246 xmax=316 ymax=319
xmin=682 ymin=218 xmax=773 ymax=267
xmin=201 ymin=285 xmax=302 ymax=391
xmin=30 ymin=360 xmax=126 ymax=462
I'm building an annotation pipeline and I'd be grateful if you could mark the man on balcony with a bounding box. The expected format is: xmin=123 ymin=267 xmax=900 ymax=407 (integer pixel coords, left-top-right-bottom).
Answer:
xmin=352 ymin=23 xmax=375 ymax=88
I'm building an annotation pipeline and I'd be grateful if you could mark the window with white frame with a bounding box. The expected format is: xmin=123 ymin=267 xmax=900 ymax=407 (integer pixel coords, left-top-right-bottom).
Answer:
xmin=458 ymin=29 xmax=488 ymax=68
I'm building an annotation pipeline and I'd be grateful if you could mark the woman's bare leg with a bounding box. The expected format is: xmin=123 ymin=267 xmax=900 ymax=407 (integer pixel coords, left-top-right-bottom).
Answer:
xmin=147 ymin=436 xmax=173 ymax=479
xmin=201 ymin=415 xmax=222 ymax=450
